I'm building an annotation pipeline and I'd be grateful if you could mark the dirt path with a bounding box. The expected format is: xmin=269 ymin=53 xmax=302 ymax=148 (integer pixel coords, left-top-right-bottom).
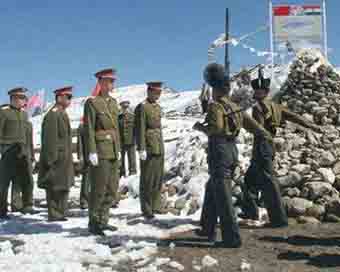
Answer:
xmin=154 ymin=220 xmax=340 ymax=271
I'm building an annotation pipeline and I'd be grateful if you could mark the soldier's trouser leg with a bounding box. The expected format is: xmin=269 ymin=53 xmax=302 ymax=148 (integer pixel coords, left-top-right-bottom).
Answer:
xmin=200 ymin=178 xmax=214 ymax=232
xmin=127 ymin=145 xmax=137 ymax=175
xmin=207 ymin=140 xmax=241 ymax=245
xmin=120 ymin=148 xmax=127 ymax=177
xmin=140 ymin=156 xmax=161 ymax=216
xmin=89 ymin=159 xmax=116 ymax=227
xmin=14 ymin=161 xmax=34 ymax=210
xmin=46 ymin=189 xmax=69 ymax=220
xmin=11 ymin=181 xmax=23 ymax=211
xmin=80 ymin=171 xmax=89 ymax=205
xmin=152 ymin=156 xmax=164 ymax=213
xmin=111 ymin=159 xmax=120 ymax=205
xmin=0 ymin=150 xmax=17 ymax=216
xmin=241 ymin=164 xmax=260 ymax=220
xmin=258 ymin=140 xmax=287 ymax=226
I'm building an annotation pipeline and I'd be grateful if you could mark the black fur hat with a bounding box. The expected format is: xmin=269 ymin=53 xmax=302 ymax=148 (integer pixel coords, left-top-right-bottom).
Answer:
xmin=203 ymin=63 xmax=227 ymax=90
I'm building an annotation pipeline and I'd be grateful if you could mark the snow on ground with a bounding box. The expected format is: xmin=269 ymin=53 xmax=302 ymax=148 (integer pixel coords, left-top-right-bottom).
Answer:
xmin=1 ymin=93 xmax=203 ymax=271
xmin=0 ymin=177 xmax=199 ymax=272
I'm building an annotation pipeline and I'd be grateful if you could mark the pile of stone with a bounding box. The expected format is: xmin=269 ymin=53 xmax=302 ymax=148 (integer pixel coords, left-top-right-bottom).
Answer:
xmin=160 ymin=50 xmax=340 ymax=224
xmin=272 ymin=50 xmax=340 ymax=223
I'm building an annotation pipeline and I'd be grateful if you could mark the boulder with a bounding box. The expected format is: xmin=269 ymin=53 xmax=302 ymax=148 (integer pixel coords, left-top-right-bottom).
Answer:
xmin=282 ymin=187 xmax=300 ymax=198
xmin=317 ymin=168 xmax=336 ymax=184
xmin=287 ymin=197 xmax=313 ymax=217
xmin=296 ymin=216 xmax=320 ymax=224
xmin=277 ymin=172 xmax=302 ymax=188
xmin=318 ymin=151 xmax=336 ymax=167
xmin=306 ymin=204 xmax=326 ymax=220
xmin=303 ymin=182 xmax=333 ymax=201
xmin=291 ymin=164 xmax=311 ymax=175
xmin=326 ymin=198 xmax=340 ymax=217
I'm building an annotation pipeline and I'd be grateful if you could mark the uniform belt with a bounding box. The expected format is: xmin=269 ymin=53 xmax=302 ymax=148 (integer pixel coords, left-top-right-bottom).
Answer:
xmin=146 ymin=127 xmax=161 ymax=130
xmin=95 ymin=129 xmax=116 ymax=140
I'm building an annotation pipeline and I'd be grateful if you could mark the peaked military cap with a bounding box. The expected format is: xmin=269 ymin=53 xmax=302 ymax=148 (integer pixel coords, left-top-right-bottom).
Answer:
xmin=95 ymin=68 xmax=117 ymax=80
xmin=146 ymin=81 xmax=163 ymax=92
xmin=120 ymin=100 xmax=130 ymax=107
xmin=8 ymin=87 xmax=28 ymax=97
xmin=251 ymin=68 xmax=271 ymax=91
xmin=54 ymin=86 xmax=73 ymax=96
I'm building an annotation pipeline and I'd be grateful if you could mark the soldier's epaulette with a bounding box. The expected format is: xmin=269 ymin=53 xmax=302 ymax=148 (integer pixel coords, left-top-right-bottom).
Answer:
xmin=0 ymin=104 xmax=10 ymax=110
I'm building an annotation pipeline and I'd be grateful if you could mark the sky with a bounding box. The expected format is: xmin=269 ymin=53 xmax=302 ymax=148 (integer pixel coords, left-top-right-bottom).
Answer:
xmin=0 ymin=0 xmax=339 ymax=103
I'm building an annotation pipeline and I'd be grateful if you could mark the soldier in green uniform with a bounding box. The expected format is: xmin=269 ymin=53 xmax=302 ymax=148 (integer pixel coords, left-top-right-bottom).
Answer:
xmin=135 ymin=82 xmax=164 ymax=220
xmin=241 ymin=69 xmax=322 ymax=227
xmin=193 ymin=63 xmax=273 ymax=248
xmin=0 ymin=87 xmax=39 ymax=218
xmin=83 ymin=68 xmax=121 ymax=235
xmin=11 ymin=118 xmax=37 ymax=214
xmin=76 ymin=118 xmax=90 ymax=209
xmin=119 ymin=101 xmax=137 ymax=177
xmin=38 ymin=86 xmax=74 ymax=221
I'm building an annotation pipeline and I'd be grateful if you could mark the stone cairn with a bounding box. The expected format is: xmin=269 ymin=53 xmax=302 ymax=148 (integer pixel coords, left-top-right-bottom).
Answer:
xmin=161 ymin=51 xmax=340 ymax=223
xmin=273 ymin=51 xmax=340 ymax=223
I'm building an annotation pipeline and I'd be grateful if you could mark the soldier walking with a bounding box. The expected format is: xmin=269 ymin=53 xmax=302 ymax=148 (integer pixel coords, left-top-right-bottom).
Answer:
xmin=0 ymin=88 xmax=39 ymax=218
xmin=193 ymin=63 xmax=272 ymax=248
xmin=241 ymin=69 xmax=322 ymax=227
xmin=119 ymin=101 xmax=137 ymax=177
xmin=38 ymin=87 xmax=74 ymax=221
xmin=135 ymin=82 xmax=164 ymax=220
xmin=83 ymin=68 xmax=121 ymax=235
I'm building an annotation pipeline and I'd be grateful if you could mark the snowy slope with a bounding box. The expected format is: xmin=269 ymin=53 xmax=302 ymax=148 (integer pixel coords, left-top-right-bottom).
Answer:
xmin=1 ymin=86 xmax=205 ymax=272
xmin=31 ymin=85 xmax=201 ymax=148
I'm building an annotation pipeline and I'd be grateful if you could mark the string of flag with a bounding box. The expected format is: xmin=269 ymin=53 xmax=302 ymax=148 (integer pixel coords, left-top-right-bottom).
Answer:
xmin=208 ymin=25 xmax=281 ymax=63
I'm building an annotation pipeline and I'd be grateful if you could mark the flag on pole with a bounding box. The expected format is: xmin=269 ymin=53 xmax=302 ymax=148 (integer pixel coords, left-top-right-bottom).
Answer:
xmin=26 ymin=89 xmax=45 ymax=117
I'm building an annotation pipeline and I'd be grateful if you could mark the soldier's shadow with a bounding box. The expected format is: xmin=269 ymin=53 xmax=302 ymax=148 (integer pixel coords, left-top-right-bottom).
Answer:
xmin=278 ymin=250 xmax=340 ymax=268
xmin=97 ymin=234 xmax=214 ymax=249
xmin=126 ymin=217 xmax=198 ymax=229
xmin=0 ymin=215 xmax=69 ymax=235
xmin=259 ymin=235 xmax=340 ymax=247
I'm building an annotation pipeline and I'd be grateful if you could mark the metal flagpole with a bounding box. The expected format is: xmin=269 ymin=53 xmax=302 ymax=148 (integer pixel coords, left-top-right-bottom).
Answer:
xmin=269 ymin=0 xmax=274 ymax=79
xmin=323 ymin=0 xmax=328 ymax=60
xmin=225 ymin=8 xmax=230 ymax=87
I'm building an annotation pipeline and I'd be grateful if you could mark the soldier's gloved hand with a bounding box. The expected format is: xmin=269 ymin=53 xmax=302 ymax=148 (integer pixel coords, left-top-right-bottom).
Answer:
xmin=89 ymin=153 xmax=99 ymax=166
xmin=139 ymin=150 xmax=147 ymax=161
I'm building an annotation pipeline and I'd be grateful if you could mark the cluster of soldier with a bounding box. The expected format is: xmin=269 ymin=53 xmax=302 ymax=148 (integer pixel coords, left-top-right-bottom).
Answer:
xmin=0 ymin=64 xmax=325 ymax=247
xmin=0 ymin=68 xmax=165 ymax=236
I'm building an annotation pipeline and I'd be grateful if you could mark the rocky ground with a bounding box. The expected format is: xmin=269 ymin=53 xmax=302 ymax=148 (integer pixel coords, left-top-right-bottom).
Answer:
xmin=155 ymin=221 xmax=340 ymax=272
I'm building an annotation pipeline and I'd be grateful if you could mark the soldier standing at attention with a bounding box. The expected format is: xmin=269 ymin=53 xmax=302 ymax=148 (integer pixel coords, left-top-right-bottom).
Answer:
xmin=11 ymin=116 xmax=37 ymax=215
xmin=38 ymin=87 xmax=74 ymax=221
xmin=0 ymin=87 xmax=39 ymax=218
xmin=119 ymin=101 xmax=137 ymax=177
xmin=76 ymin=118 xmax=90 ymax=210
xmin=193 ymin=63 xmax=272 ymax=248
xmin=241 ymin=69 xmax=322 ymax=227
xmin=84 ymin=68 xmax=121 ymax=235
xmin=135 ymin=82 xmax=164 ymax=220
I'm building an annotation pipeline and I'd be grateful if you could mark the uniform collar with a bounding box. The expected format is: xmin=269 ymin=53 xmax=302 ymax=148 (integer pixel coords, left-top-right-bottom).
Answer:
xmin=10 ymin=105 xmax=24 ymax=111
xmin=218 ymin=95 xmax=230 ymax=104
